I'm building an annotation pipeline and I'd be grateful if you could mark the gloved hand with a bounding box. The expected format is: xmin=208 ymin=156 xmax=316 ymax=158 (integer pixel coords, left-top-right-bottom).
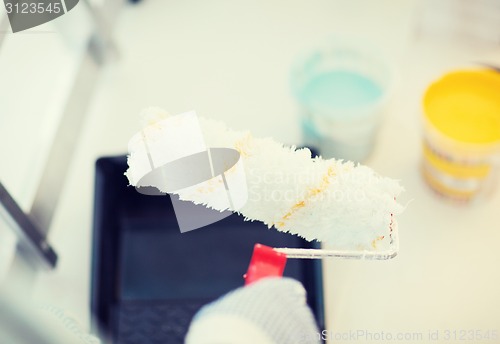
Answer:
xmin=185 ymin=277 xmax=320 ymax=344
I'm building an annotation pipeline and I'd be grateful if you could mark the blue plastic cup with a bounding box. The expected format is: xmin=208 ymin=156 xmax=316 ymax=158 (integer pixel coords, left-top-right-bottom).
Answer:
xmin=291 ymin=40 xmax=393 ymax=162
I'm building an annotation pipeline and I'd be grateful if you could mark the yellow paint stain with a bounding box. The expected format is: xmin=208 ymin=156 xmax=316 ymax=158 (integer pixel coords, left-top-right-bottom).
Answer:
xmin=371 ymin=236 xmax=385 ymax=249
xmin=274 ymin=221 xmax=285 ymax=228
xmin=195 ymin=186 xmax=216 ymax=194
xmin=281 ymin=201 xmax=306 ymax=221
xmin=310 ymin=188 xmax=322 ymax=196
xmin=234 ymin=133 xmax=252 ymax=158
xmin=195 ymin=177 xmax=223 ymax=194
xmin=276 ymin=165 xmax=336 ymax=229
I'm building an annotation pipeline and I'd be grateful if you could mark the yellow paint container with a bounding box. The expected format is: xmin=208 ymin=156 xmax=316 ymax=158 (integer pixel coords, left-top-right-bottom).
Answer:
xmin=422 ymin=69 xmax=500 ymax=202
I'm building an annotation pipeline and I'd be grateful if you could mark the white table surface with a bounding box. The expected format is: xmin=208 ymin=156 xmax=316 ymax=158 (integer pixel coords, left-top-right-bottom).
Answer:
xmin=30 ymin=0 xmax=500 ymax=342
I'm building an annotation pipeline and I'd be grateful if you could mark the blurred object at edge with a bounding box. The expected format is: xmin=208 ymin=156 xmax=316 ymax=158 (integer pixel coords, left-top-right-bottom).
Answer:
xmin=0 ymin=288 xmax=100 ymax=344
xmin=416 ymin=0 xmax=500 ymax=46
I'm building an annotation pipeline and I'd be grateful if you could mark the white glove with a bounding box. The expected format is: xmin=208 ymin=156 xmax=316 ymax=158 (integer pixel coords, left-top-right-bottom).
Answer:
xmin=185 ymin=277 xmax=320 ymax=344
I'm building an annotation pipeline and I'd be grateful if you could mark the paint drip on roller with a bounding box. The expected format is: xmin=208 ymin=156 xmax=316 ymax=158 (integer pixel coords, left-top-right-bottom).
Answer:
xmin=125 ymin=108 xmax=404 ymax=251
